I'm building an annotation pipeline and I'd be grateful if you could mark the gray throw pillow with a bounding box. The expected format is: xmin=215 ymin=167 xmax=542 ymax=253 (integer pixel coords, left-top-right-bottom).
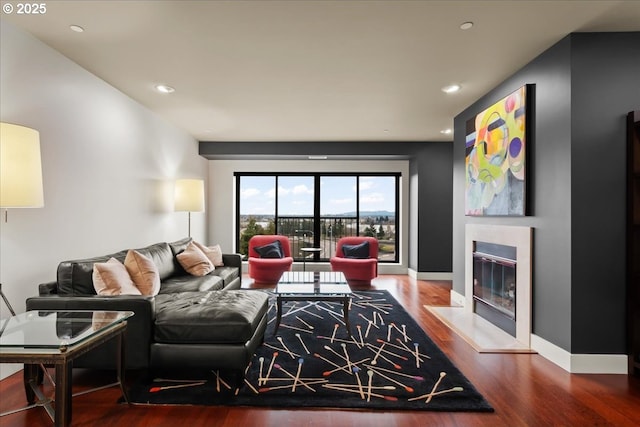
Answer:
xmin=342 ymin=241 xmax=370 ymax=259
xmin=254 ymin=240 xmax=284 ymax=258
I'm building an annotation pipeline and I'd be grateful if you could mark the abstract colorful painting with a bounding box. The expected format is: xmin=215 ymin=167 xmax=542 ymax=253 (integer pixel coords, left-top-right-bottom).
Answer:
xmin=465 ymin=85 xmax=528 ymax=216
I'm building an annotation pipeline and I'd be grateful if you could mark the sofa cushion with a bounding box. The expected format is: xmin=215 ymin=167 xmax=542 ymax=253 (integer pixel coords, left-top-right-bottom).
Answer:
xmin=342 ymin=241 xmax=370 ymax=259
xmin=154 ymin=291 xmax=269 ymax=344
xmin=134 ymin=242 xmax=176 ymax=281
xmin=254 ymin=240 xmax=284 ymax=258
xmin=158 ymin=274 xmax=224 ymax=294
xmin=211 ymin=266 xmax=239 ymax=287
xmin=92 ymin=258 xmax=142 ymax=296
xmin=125 ymin=250 xmax=161 ymax=296
xmin=193 ymin=241 xmax=224 ymax=266
xmin=58 ymin=250 xmax=128 ymax=295
xmin=168 ymin=237 xmax=192 ymax=275
xmin=177 ymin=242 xmax=214 ymax=276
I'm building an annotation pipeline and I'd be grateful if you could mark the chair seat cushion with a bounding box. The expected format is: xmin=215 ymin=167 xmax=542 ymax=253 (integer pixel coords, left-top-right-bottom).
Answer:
xmin=154 ymin=291 xmax=269 ymax=344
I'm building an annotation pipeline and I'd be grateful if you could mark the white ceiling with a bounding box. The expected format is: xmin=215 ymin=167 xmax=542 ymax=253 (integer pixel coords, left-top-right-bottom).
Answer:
xmin=3 ymin=1 xmax=640 ymax=142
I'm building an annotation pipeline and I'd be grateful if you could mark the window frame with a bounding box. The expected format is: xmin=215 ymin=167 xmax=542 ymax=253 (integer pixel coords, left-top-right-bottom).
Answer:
xmin=235 ymin=172 xmax=400 ymax=263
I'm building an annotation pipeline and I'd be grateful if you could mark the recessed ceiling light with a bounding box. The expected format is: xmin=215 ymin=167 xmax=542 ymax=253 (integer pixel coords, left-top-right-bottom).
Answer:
xmin=155 ymin=84 xmax=175 ymax=94
xmin=69 ymin=25 xmax=84 ymax=33
xmin=460 ymin=22 xmax=474 ymax=30
xmin=442 ymin=84 xmax=461 ymax=94
xmin=308 ymin=156 xmax=328 ymax=160
xmin=440 ymin=129 xmax=452 ymax=134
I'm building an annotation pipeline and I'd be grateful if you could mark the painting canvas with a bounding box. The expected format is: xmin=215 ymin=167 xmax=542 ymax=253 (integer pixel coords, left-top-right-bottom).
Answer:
xmin=465 ymin=85 xmax=528 ymax=216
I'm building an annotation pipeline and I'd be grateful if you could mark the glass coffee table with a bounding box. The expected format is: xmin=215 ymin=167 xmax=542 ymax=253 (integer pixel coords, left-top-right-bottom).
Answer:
xmin=0 ymin=310 xmax=133 ymax=426
xmin=274 ymin=271 xmax=352 ymax=337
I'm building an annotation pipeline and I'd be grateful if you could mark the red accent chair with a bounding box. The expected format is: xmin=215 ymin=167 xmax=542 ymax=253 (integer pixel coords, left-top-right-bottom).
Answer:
xmin=330 ymin=236 xmax=379 ymax=286
xmin=248 ymin=235 xmax=294 ymax=285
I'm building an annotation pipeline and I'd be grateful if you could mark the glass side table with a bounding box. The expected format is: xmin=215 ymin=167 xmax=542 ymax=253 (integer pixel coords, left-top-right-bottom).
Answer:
xmin=0 ymin=310 xmax=133 ymax=427
xmin=300 ymin=247 xmax=322 ymax=271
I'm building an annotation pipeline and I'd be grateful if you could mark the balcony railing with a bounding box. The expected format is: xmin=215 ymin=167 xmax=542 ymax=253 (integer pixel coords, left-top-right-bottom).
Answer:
xmin=239 ymin=215 xmax=396 ymax=262
xmin=277 ymin=216 xmax=357 ymax=261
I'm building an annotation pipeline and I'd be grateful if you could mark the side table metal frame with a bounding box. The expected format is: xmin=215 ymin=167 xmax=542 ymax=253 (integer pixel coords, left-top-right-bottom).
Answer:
xmin=0 ymin=320 xmax=129 ymax=427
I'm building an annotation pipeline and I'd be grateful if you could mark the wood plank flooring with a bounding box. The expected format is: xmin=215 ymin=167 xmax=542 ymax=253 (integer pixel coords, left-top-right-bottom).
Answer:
xmin=1 ymin=275 xmax=639 ymax=426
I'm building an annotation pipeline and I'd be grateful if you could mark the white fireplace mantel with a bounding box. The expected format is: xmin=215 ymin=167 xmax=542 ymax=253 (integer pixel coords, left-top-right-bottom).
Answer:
xmin=465 ymin=224 xmax=533 ymax=348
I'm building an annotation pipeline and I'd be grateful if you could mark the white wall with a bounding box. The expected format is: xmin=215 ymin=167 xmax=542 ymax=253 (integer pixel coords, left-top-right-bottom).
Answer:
xmin=0 ymin=22 xmax=207 ymax=378
xmin=207 ymin=159 xmax=409 ymax=274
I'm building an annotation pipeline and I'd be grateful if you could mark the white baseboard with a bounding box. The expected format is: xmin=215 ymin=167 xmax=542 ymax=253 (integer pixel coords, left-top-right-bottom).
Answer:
xmin=407 ymin=269 xmax=453 ymax=281
xmin=531 ymin=334 xmax=628 ymax=374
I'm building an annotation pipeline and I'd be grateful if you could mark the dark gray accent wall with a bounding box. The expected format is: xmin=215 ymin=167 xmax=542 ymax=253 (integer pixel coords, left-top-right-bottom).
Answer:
xmin=570 ymin=33 xmax=640 ymax=354
xmin=453 ymin=32 xmax=640 ymax=354
xmin=200 ymin=140 xmax=453 ymax=273
xmin=414 ymin=143 xmax=453 ymax=272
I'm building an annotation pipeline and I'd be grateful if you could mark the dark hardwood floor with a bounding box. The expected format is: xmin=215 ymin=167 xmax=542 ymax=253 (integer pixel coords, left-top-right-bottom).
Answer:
xmin=1 ymin=275 xmax=639 ymax=426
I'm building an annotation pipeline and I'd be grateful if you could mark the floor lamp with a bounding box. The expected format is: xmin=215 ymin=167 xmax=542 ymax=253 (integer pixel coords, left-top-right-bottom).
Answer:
xmin=1 ymin=122 xmax=44 ymax=313
xmin=0 ymin=122 xmax=56 ymax=417
xmin=174 ymin=179 xmax=205 ymax=238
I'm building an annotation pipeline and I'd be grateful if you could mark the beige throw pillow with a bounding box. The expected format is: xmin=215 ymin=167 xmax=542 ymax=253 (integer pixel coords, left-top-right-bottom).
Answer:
xmin=177 ymin=241 xmax=214 ymax=276
xmin=93 ymin=258 xmax=142 ymax=296
xmin=193 ymin=241 xmax=224 ymax=267
xmin=125 ymin=250 xmax=161 ymax=296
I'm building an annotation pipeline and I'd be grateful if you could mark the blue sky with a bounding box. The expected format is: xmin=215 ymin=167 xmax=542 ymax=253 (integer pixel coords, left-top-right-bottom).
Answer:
xmin=239 ymin=176 xmax=395 ymax=215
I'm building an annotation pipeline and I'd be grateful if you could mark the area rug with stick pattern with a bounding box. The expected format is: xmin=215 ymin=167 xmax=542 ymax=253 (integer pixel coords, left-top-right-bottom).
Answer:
xmin=125 ymin=290 xmax=493 ymax=412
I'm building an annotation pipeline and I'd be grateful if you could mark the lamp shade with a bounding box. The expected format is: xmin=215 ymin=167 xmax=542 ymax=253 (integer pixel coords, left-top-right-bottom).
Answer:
xmin=0 ymin=122 xmax=44 ymax=208
xmin=174 ymin=179 xmax=205 ymax=212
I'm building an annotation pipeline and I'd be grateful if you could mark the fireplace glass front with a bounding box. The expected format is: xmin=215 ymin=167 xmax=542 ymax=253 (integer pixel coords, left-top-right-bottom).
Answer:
xmin=473 ymin=242 xmax=516 ymax=335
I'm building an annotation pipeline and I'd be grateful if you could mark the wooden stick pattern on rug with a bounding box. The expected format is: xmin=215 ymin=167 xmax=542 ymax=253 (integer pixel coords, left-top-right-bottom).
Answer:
xmin=322 ymin=384 xmax=398 ymax=401
xmin=314 ymin=352 xmax=352 ymax=375
xmin=316 ymin=334 xmax=358 ymax=346
xmin=357 ymin=324 xmax=365 ymax=347
xmin=277 ymin=336 xmax=296 ymax=359
xmin=353 ymin=366 xmax=364 ymax=399
xmin=263 ymin=342 xmax=301 ymax=357
xmin=149 ymin=381 xmax=206 ymax=393
xmin=259 ymin=380 xmax=327 ymax=393
xmin=330 ymin=323 xmax=339 ymax=343
xmin=364 ymin=345 xmax=401 ymax=369
xmin=212 ymin=370 xmax=231 ymax=391
xmin=358 ymin=313 xmax=379 ymax=329
xmin=292 ymin=358 xmax=303 ymax=392
xmin=367 ymin=370 xmax=373 ymax=402
xmin=425 ymin=371 xmax=446 ymax=403
xmin=370 ymin=341 xmax=386 ymax=365
xmin=295 ymin=315 xmax=314 ymax=330
xmin=321 ymin=357 xmax=370 ymax=377
xmin=364 ymin=320 xmax=373 ymax=338
xmin=237 ymin=360 xmax=254 ymax=395
xmin=341 ymin=343 xmax=353 ymax=372
xmin=407 ymin=386 xmax=464 ymax=402
xmin=258 ymin=357 xmax=265 ymax=386
xmin=274 ymin=364 xmax=317 ymax=392
xmin=295 ymin=333 xmax=311 ymax=354
xmin=395 ymin=338 xmax=430 ymax=360
xmin=362 ymin=362 xmax=424 ymax=381
xmin=244 ymin=378 xmax=260 ymax=394
xmin=371 ymin=339 xmax=409 ymax=361
xmin=264 ymin=351 xmax=278 ymax=384
xmin=363 ymin=364 xmax=415 ymax=392
xmin=280 ymin=323 xmax=313 ymax=334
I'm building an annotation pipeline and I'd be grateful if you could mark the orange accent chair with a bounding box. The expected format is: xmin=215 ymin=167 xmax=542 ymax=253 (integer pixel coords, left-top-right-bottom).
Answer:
xmin=330 ymin=236 xmax=378 ymax=286
xmin=248 ymin=235 xmax=294 ymax=285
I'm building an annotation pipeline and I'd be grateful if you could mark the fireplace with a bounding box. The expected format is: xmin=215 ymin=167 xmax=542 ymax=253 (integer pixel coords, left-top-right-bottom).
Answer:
xmin=465 ymin=224 xmax=532 ymax=348
xmin=472 ymin=242 xmax=517 ymax=336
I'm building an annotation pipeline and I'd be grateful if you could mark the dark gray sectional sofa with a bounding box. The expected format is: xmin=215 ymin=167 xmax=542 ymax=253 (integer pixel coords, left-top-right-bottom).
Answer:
xmin=26 ymin=237 xmax=269 ymax=375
